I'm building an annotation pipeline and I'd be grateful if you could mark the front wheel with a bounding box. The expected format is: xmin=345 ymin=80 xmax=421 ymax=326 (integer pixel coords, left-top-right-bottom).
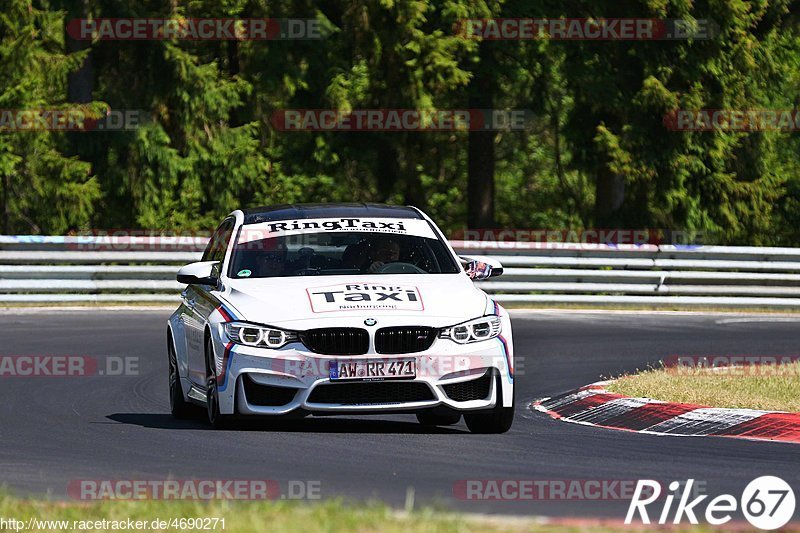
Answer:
xmin=463 ymin=377 xmax=514 ymax=434
xmin=205 ymin=336 xmax=232 ymax=429
xmin=168 ymin=336 xmax=193 ymax=419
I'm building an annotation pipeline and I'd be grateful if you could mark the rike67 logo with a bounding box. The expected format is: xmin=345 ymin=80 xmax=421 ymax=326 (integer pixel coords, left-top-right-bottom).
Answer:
xmin=626 ymin=477 xmax=796 ymax=530
xmin=306 ymin=283 xmax=424 ymax=313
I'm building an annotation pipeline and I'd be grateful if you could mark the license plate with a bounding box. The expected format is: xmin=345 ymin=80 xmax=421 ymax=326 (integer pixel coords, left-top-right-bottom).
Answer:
xmin=329 ymin=359 xmax=416 ymax=381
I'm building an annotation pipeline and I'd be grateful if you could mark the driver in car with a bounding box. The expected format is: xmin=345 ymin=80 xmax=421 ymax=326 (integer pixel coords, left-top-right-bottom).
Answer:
xmin=367 ymin=237 xmax=401 ymax=273
xmin=254 ymin=241 xmax=288 ymax=277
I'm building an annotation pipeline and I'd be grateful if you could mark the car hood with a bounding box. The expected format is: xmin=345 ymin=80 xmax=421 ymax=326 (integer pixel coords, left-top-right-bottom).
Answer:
xmin=222 ymin=274 xmax=489 ymax=328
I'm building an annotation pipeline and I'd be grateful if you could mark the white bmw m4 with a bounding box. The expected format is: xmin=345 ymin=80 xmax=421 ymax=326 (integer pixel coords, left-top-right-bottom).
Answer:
xmin=168 ymin=203 xmax=515 ymax=433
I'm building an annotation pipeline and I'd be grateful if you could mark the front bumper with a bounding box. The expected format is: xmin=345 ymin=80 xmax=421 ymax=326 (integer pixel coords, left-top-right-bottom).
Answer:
xmin=210 ymin=335 xmax=514 ymax=416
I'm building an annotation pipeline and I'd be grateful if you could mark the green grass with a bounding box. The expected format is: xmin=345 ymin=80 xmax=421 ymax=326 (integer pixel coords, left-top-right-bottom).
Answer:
xmin=0 ymin=491 xmax=750 ymax=532
xmin=607 ymin=362 xmax=800 ymax=412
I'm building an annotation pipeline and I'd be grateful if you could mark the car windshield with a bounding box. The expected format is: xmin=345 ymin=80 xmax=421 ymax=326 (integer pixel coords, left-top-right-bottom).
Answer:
xmin=228 ymin=229 xmax=460 ymax=278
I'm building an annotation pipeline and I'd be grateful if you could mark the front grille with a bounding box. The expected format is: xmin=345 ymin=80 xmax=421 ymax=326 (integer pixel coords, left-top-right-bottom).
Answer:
xmin=242 ymin=375 xmax=298 ymax=406
xmin=299 ymin=328 xmax=369 ymax=355
xmin=375 ymin=326 xmax=437 ymax=354
xmin=443 ymin=371 xmax=493 ymax=402
xmin=308 ymin=381 xmax=435 ymax=405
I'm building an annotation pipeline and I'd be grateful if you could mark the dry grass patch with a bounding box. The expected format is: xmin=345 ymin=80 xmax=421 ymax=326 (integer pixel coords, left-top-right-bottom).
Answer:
xmin=607 ymin=362 xmax=800 ymax=412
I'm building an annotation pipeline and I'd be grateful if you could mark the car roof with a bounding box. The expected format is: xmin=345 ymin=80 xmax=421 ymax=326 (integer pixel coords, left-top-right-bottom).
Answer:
xmin=241 ymin=203 xmax=423 ymax=225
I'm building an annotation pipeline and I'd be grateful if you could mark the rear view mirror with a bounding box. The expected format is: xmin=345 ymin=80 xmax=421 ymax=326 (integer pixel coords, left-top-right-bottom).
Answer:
xmin=177 ymin=261 xmax=219 ymax=286
xmin=461 ymin=256 xmax=504 ymax=280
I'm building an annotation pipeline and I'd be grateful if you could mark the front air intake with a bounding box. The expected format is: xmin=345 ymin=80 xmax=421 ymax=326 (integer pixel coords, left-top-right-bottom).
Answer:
xmin=307 ymin=381 xmax=436 ymax=404
xmin=442 ymin=371 xmax=493 ymax=402
xmin=242 ymin=375 xmax=298 ymax=406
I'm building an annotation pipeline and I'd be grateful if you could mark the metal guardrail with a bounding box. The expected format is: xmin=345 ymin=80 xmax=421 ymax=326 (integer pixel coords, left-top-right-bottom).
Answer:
xmin=3 ymin=235 xmax=800 ymax=307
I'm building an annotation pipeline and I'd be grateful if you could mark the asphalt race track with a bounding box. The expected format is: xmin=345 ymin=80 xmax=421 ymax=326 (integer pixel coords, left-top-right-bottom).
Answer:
xmin=1 ymin=308 xmax=799 ymax=520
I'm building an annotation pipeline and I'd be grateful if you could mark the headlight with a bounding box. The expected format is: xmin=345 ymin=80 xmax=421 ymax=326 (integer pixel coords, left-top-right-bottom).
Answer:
xmin=439 ymin=315 xmax=501 ymax=344
xmin=224 ymin=321 xmax=298 ymax=348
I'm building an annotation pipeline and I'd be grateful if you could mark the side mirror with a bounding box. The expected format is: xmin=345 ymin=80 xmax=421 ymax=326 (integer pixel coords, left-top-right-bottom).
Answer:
xmin=177 ymin=261 xmax=219 ymax=286
xmin=461 ymin=256 xmax=504 ymax=280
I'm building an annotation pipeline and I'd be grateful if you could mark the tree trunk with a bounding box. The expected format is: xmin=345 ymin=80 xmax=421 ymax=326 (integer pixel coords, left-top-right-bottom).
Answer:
xmin=2 ymin=172 xmax=9 ymax=234
xmin=65 ymin=0 xmax=93 ymax=104
xmin=467 ymin=41 xmax=496 ymax=229
xmin=468 ymin=129 xmax=496 ymax=229
xmin=376 ymin=138 xmax=399 ymax=200
xmin=594 ymin=165 xmax=625 ymax=227
xmin=402 ymin=133 xmax=426 ymax=210
xmin=227 ymin=39 xmax=240 ymax=76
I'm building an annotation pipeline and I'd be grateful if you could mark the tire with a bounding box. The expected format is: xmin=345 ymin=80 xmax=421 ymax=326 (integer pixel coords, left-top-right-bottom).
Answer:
xmin=205 ymin=335 xmax=232 ymax=429
xmin=168 ymin=335 xmax=193 ymax=419
xmin=464 ymin=376 xmax=514 ymax=434
xmin=416 ymin=411 xmax=461 ymax=426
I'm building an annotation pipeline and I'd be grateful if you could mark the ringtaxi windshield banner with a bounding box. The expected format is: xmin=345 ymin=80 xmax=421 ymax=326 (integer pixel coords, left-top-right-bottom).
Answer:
xmin=237 ymin=217 xmax=438 ymax=243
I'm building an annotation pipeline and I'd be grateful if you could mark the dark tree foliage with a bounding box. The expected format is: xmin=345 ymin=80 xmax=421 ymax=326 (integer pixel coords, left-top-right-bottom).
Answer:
xmin=0 ymin=0 xmax=798 ymax=244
